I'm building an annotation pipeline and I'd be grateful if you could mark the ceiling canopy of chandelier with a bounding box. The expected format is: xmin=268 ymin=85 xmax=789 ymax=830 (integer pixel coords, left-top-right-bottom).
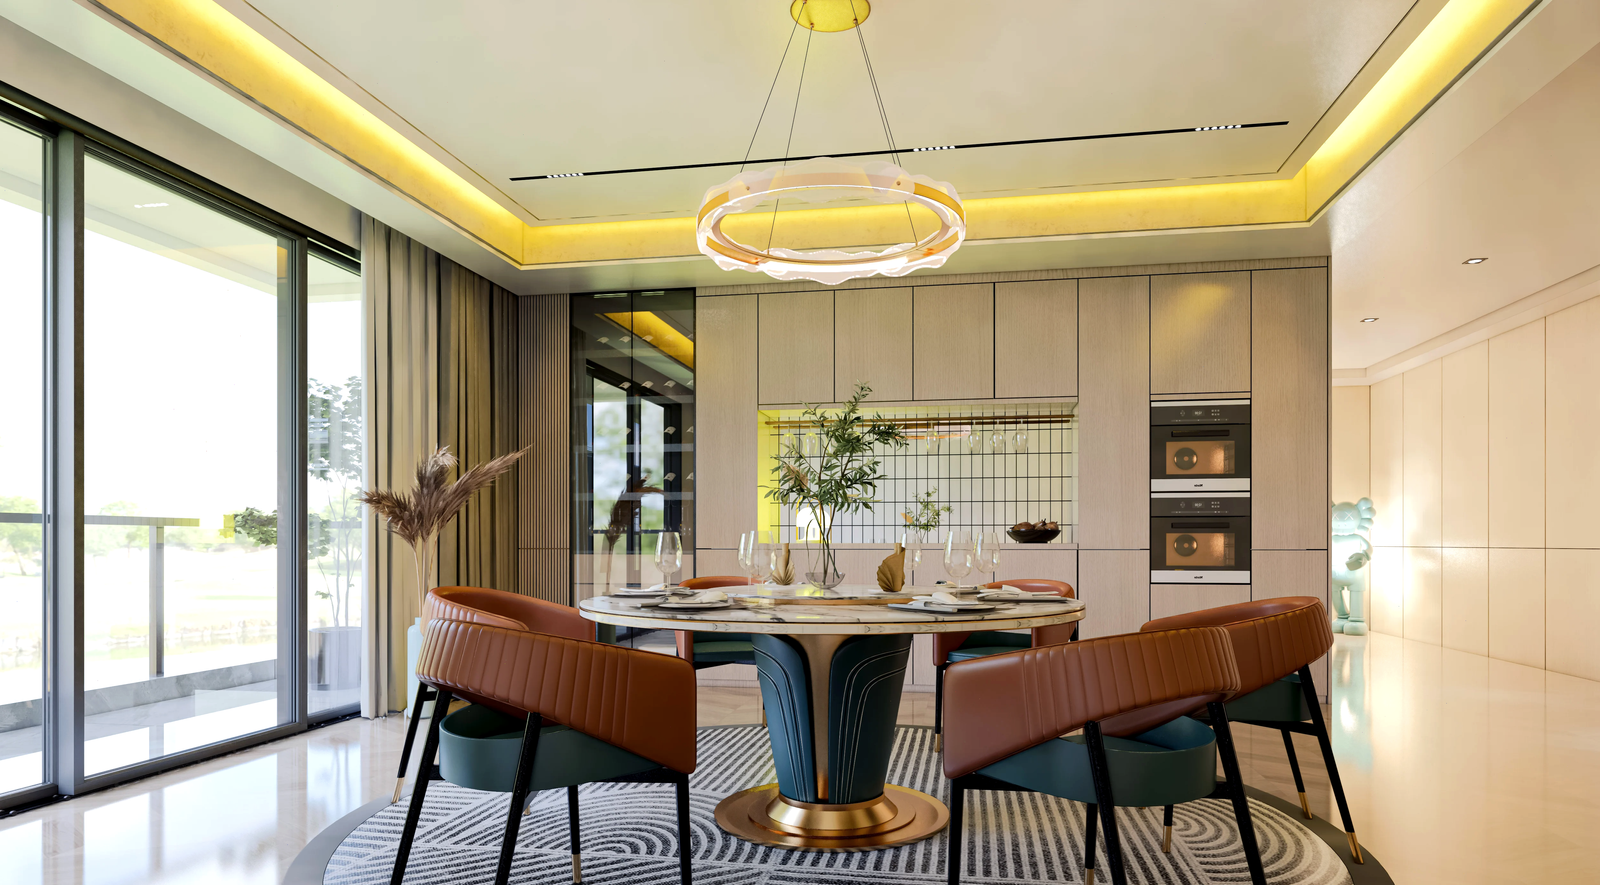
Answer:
xmin=696 ymin=0 xmax=965 ymax=286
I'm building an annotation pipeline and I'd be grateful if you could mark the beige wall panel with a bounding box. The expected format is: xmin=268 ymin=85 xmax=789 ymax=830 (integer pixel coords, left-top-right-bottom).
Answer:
xmin=1442 ymin=547 xmax=1489 ymax=656
xmin=1150 ymin=584 xmax=1251 ymax=620
xmin=757 ymin=290 xmax=833 ymax=405
xmin=1442 ymin=343 xmax=1490 ymax=548
xmin=1251 ymin=268 xmax=1330 ymax=550
xmin=834 ymin=288 xmax=913 ymax=402
xmin=1488 ymin=320 xmax=1545 ymax=549
xmin=1077 ymin=276 xmax=1150 ymax=550
xmin=1370 ymin=545 xmax=1404 ymax=636
xmin=1330 ymin=385 xmax=1370 ymax=505
xmin=833 ymin=547 xmax=899 ymax=585
xmin=1403 ymin=546 xmax=1443 ymax=646
xmin=1369 ymin=376 xmax=1404 ymax=547
xmin=993 ymin=546 xmax=1078 ymax=589
xmin=696 ymin=295 xmax=759 ymax=550
xmin=1077 ymin=550 xmax=1150 ymax=638
xmin=1402 ymin=362 xmax=1444 ymax=547
xmin=1546 ymin=296 xmax=1600 ymax=549
xmin=1488 ymin=547 xmax=1545 ymax=669
xmin=913 ymin=284 xmax=995 ymax=400
xmin=1546 ymin=549 xmax=1600 ymax=682
xmin=694 ymin=548 xmax=743 ymax=580
xmin=1150 ymin=271 xmax=1251 ymax=394
xmin=1250 ymin=549 xmax=1330 ymax=697
xmin=994 ymin=280 xmax=1078 ymax=398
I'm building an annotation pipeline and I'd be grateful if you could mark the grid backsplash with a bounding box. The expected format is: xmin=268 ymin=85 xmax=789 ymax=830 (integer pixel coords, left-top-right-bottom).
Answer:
xmin=765 ymin=403 xmax=1076 ymax=545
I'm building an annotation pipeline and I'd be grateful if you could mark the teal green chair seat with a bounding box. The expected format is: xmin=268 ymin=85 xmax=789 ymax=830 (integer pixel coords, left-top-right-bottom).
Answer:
xmin=946 ymin=634 xmax=1031 ymax=663
xmin=978 ymin=716 xmax=1217 ymax=809
xmin=440 ymin=704 xmax=661 ymax=792
xmin=1224 ymin=673 xmax=1313 ymax=723
xmin=690 ymin=634 xmax=757 ymax=667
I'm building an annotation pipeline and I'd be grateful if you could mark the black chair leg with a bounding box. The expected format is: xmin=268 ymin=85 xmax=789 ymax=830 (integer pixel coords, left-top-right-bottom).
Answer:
xmin=675 ymin=772 xmax=693 ymax=885
xmin=947 ymin=776 xmax=965 ymax=885
xmin=933 ymin=663 xmax=947 ymax=752
xmin=1162 ymin=804 xmax=1174 ymax=853
xmin=1298 ymin=665 xmax=1363 ymax=863
xmin=391 ymin=688 xmax=453 ymax=885
xmin=493 ymin=713 xmax=544 ymax=885
xmin=392 ymin=686 xmax=433 ymax=803
xmin=1083 ymin=802 xmax=1099 ymax=885
xmin=1084 ymin=722 xmax=1126 ymax=885
xmin=568 ymin=784 xmax=582 ymax=883
xmin=1208 ymin=702 xmax=1267 ymax=885
xmin=1281 ymin=727 xmax=1312 ymax=819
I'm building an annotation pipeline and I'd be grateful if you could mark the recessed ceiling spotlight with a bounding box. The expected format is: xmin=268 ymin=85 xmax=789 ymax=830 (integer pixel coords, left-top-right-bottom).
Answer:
xmin=1193 ymin=124 xmax=1243 ymax=131
xmin=1361 ymin=317 xmax=1379 ymax=323
xmin=1463 ymin=257 xmax=1487 ymax=265
xmin=547 ymin=172 xmax=584 ymax=178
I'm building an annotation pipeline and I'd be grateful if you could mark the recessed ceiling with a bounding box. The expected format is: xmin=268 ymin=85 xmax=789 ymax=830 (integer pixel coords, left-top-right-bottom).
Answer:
xmin=242 ymin=0 xmax=1416 ymax=222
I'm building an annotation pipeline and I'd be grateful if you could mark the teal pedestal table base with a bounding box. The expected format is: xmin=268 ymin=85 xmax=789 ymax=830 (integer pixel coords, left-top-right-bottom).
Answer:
xmin=714 ymin=633 xmax=949 ymax=850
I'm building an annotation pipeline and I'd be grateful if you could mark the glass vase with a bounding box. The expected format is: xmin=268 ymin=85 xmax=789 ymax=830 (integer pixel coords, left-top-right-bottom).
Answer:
xmin=805 ymin=537 xmax=844 ymax=589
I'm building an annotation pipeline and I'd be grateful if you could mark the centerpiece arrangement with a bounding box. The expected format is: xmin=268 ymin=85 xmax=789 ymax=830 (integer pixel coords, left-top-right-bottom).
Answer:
xmin=767 ymin=383 xmax=906 ymax=588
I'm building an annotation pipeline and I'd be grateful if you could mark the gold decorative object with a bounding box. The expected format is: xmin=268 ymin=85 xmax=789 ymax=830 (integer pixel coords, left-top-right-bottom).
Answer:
xmin=876 ymin=543 xmax=906 ymax=592
xmin=772 ymin=543 xmax=795 ymax=585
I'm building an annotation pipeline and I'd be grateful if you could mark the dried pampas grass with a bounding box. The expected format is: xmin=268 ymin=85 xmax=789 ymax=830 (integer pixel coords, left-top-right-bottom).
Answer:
xmin=359 ymin=445 xmax=528 ymax=618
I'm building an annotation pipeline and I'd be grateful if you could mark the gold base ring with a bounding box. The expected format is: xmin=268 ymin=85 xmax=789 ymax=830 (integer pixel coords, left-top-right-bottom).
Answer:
xmin=715 ymin=783 xmax=949 ymax=850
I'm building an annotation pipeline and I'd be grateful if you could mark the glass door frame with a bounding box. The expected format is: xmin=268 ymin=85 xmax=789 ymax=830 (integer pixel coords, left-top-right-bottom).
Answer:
xmin=0 ymin=91 xmax=359 ymax=808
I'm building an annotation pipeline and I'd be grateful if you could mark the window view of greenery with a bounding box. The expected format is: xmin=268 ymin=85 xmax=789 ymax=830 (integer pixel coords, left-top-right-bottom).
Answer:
xmin=82 ymin=156 xmax=284 ymax=774
xmin=0 ymin=121 xmax=44 ymax=795
xmin=306 ymin=255 xmax=362 ymax=714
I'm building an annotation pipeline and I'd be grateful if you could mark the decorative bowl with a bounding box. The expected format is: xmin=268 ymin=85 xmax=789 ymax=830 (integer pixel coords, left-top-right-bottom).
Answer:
xmin=1006 ymin=528 xmax=1061 ymax=544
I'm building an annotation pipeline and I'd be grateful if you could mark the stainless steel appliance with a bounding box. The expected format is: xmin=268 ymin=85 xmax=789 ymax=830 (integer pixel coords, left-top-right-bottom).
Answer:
xmin=1150 ymin=400 xmax=1250 ymax=492
xmin=1150 ymin=492 xmax=1250 ymax=584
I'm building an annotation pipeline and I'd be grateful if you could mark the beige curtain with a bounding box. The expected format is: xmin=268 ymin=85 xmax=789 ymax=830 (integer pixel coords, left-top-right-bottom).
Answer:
xmin=361 ymin=217 xmax=521 ymax=716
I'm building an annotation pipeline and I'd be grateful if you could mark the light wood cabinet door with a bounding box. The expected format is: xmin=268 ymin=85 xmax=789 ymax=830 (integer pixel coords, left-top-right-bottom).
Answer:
xmin=695 ymin=295 xmax=759 ymax=549
xmin=1150 ymin=272 xmax=1251 ymax=394
xmin=1077 ymin=276 xmax=1149 ymax=550
xmin=834 ymin=287 xmax=913 ymax=402
xmin=757 ymin=290 xmax=833 ymax=405
xmin=995 ymin=279 xmax=1077 ymax=397
xmin=1251 ymin=268 xmax=1329 ymax=550
xmin=1078 ymin=550 xmax=1150 ymax=638
xmin=913 ymin=283 xmax=994 ymax=400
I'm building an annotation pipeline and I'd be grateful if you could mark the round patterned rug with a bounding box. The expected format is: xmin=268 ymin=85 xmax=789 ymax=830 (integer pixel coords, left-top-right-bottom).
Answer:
xmin=302 ymin=725 xmax=1385 ymax=884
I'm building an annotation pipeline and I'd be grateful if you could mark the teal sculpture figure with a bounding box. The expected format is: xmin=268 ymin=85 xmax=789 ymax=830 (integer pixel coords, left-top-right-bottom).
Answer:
xmin=1330 ymin=498 xmax=1375 ymax=635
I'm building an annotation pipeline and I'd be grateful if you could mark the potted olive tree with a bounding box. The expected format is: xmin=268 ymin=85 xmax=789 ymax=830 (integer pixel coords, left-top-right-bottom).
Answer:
xmin=766 ymin=383 xmax=906 ymax=588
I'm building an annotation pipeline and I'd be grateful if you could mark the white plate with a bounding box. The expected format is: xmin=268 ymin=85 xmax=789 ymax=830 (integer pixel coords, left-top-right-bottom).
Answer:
xmin=912 ymin=597 xmax=993 ymax=609
xmin=889 ymin=601 xmax=998 ymax=614
xmin=975 ymin=593 xmax=1064 ymax=603
xmin=612 ymin=588 xmax=676 ymax=597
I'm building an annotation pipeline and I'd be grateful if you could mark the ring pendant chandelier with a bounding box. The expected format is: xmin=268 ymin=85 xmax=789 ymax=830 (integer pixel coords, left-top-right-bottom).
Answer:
xmin=696 ymin=0 xmax=965 ymax=285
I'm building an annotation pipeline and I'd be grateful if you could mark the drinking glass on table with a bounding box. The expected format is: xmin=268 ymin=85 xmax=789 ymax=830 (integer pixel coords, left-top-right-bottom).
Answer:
xmin=901 ymin=530 xmax=923 ymax=582
xmin=976 ymin=530 xmax=1001 ymax=587
xmin=944 ymin=529 xmax=975 ymax=588
xmin=654 ymin=531 xmax=682 ymax=588
xmin=739 ymin=529 xmax=774 ymax=585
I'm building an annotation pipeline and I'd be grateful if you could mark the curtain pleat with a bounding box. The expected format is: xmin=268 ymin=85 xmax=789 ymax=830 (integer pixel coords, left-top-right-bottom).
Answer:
xmin=361 ymin=218 xmax=519 ymax=716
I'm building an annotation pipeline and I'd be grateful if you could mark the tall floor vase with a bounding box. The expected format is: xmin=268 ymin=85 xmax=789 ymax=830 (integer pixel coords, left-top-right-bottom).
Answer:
xmin=405 ymin=618 xmax=433 ymax=716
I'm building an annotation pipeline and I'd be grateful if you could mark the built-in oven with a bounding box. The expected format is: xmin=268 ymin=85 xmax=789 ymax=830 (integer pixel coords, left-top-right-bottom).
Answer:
xmin=1150 ymin=400 xmax=1250 ymax=492
xmin=1151 ymin=493 xmax=1250 ymax=584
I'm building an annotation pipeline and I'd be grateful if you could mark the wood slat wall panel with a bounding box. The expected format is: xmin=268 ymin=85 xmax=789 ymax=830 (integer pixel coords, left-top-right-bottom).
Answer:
xmin=518 ymin=294 xmax=571 ymax=603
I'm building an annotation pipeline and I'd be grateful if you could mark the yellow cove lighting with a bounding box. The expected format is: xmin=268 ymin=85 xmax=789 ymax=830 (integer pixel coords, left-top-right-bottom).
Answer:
xmin=92 ymin=0 xmax=1537 ymax=269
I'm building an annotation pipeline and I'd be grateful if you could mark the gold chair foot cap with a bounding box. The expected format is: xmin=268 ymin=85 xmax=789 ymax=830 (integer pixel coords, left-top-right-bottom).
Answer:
xmin=1347 ymin=832 xmax=1364 ymax=863
xmin=391 ymin=778 xmax=405 ymax=804
xmin=572 ymin=853 xmax=582 ymax=882
xmin=933 ymin=733 xmax=942 ymax=753
xmin=1085 ymin=867 xmax=1095 ymax=885
xmin=1162 ymin=825 xmax=1172 ymax=853
xmin=1298 ymin=791 xmax=1313 ymax=820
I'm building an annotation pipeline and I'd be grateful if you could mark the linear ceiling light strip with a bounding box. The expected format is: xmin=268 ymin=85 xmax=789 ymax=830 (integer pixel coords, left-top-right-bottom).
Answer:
xmin=513 ymin=121 xmax=1289 ymax=180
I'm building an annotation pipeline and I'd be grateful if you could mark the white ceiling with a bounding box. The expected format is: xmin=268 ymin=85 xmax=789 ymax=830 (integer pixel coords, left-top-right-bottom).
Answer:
xmin=239 ymin=0 xmax=1415 ymax=222
xmin=1326 ymin=0 xmax=1600 ymax=371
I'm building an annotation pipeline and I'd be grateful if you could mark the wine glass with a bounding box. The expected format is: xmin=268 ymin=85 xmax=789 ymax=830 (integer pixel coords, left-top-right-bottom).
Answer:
xmin=944 ymin=530 xmax=975 ymax=588
xmin=989 ymin=428 xmax=1007 ymax=452
xmin=976 ymin=531 xmax=1001 ymax=588
xmin=923 ymin=433 xmax=941 ymax=455
xmin=1010 ymin=427 xmax=1028 ymax=453
xmin=654 ymin=531 xmax=682 ymax=588
xmin=965 ymin=430 xmax=982 ymax=453
xmin=902 ymin=530 xmax=923 ymax=582
xmin=740 ymin=530 xmax=774 ymax=585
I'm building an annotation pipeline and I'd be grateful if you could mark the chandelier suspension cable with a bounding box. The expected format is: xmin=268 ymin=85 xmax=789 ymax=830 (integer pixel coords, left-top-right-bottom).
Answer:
xmin=739 ymin=15 xmax=804 ymax=173
xmin=850 ymin=6 xmax=918 ymax=243
xmin=768 ymin=23 xmax=815 ymax=251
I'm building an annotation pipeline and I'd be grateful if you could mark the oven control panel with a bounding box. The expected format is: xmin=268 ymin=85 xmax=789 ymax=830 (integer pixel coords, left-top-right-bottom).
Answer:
xmin=1151 ymin=493 xmax=1250 ymax=517
xmin=1151 ymin=401 xmax=1250 ymax=425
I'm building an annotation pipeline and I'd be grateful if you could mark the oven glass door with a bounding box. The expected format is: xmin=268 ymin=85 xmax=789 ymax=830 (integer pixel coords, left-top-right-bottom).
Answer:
xmin=1150 ymin=424 xmax=1251 ymax=480
xmin=1150 ymin=518 xmax=1251 ymax=572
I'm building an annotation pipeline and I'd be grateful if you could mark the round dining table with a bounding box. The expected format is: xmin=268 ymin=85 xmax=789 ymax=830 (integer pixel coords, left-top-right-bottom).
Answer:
xmin=578 ymin=583 xmax=1086 ymax=851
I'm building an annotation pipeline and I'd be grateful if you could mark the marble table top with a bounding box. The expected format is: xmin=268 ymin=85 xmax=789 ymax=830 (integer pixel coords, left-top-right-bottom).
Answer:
xmin=578 ymin=585 xmax=1086 ymax=635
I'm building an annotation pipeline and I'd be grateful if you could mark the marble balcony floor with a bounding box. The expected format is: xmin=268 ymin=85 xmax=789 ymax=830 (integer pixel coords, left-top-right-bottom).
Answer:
xmin=0 ymin=633 xmax=1595 ymax=885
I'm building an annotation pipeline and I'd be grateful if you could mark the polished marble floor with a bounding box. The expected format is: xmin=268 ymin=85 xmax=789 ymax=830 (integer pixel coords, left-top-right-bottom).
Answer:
xmin=0 ymin=633 xmax=1595 ymax=885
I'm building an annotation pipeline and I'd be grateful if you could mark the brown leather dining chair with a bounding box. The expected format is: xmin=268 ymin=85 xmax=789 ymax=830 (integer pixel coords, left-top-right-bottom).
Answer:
xmin=932 ymin=578 xmax=1076 ymax=750
xmin=393 ymin=586 xmax=602 ymax=803
xmin=394 ymin=616 xmax=697 ymax=885
xmin=942 ymin=626 xmax=1265 ymax=885
xmin=1141 ymin=596 xmax=1362 ymax=862
xmin=674 ymin=575 xmax=758 ymax=669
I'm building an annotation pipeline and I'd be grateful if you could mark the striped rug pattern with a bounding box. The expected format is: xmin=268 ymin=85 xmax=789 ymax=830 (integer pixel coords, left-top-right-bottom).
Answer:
xmin=328 ymin=725 xmax=1351 ymax=884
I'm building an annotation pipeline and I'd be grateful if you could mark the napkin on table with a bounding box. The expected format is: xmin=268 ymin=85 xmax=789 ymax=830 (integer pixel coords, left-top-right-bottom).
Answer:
xmin=909 ymin=591 xmax=973 ymax=606
xmin=984 ymin=585 xmax=1055 ymax=599
xmin=675 ymin=590 xmax=728 ymax=604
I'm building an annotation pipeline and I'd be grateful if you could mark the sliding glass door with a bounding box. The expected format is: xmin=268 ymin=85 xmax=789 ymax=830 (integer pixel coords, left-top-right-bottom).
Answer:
xmin=0 ymin=118 xmax=45 ymax=795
